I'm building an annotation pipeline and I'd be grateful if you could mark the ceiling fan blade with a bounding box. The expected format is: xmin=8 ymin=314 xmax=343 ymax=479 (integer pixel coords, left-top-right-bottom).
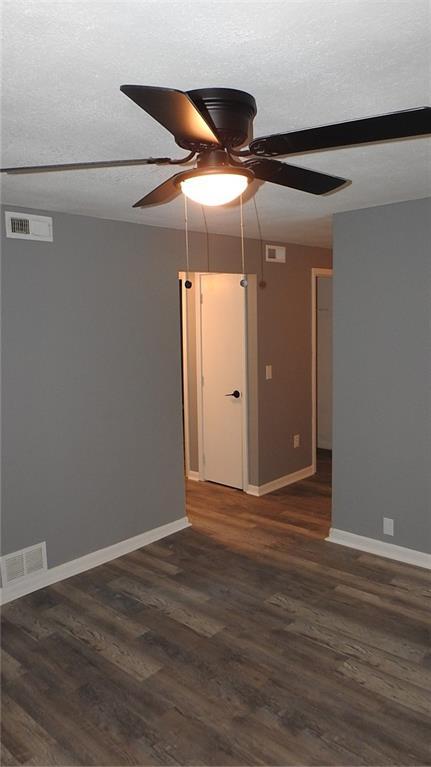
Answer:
xmin=245 ymin=158 xmax=349 ymax=195
xmin=133 ymin=173 xmax=182 ymax=208
xmin=1 ymin=157 xmax=174 ymax=174
xmin=121 ymin=85 xmax=220 ymax=146
xmin=250 ymin=107 xmax=431 ymax=157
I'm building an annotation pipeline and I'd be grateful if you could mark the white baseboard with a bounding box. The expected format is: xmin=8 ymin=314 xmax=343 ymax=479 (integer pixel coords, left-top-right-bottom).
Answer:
xmin=187 ymin=471 xmax=200 ymax=482
xmin=0 ymin=516 xmax=191 ymax=605
xmin=326 ymin=528 xmax=431 ymax=570
xmin=247 ymin=465 xmax=314 ymax=497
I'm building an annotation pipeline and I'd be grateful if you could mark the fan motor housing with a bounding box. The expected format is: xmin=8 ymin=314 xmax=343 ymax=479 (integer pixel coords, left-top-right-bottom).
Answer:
xmin=180 ymin=88 xmax=257 ymax=151
xmin=175 ymin=151 xmax=254 ymax=186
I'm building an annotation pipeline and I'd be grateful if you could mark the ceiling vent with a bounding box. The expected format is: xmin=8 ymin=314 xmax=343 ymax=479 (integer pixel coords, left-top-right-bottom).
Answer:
xmin=0 ymin=542 xmax=47 ymax=586
xmin=5 ymin=211 xmax=53 ymax=241
xmin=265 ymin=244 xmax=286 ymax=263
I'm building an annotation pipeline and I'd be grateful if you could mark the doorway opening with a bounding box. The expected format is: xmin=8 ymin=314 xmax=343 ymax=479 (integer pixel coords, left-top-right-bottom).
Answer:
xmin=311 ymin=268 xmax=333 ymax=503
xmin=179 ymin=272 xmax=250 ymax=492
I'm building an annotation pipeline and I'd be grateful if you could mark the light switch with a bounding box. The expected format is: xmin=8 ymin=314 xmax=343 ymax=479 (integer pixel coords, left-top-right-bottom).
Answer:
xmin=265 ymin=365 xmax=272 ymax=380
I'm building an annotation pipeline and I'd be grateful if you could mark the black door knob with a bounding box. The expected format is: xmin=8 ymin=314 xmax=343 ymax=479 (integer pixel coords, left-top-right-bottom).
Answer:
xmin=225 ymin=390 xmax=241 ymax=399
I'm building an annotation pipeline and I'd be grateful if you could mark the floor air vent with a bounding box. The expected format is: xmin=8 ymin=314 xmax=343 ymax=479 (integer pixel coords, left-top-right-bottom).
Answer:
xmin=0 ymin=542 xmax=47 ymax=586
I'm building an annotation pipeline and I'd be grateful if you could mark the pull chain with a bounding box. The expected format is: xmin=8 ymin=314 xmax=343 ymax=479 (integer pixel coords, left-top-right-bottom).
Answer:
xmin=201 ymin=205 xmax=210 ymax=272
xmin=184 ymin=194 xmax=192 ymax=289
xmin=239 ymin=194 xmax=248 ymax=288
xmin=252 ymin=196 xmax=265 ymax=288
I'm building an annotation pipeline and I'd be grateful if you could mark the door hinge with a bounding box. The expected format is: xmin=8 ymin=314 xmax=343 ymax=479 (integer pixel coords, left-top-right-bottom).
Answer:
xmin=201 ymin=375 xmax=204 ymax=387
xmin=200 ymin=292 xmax=203 ymax=304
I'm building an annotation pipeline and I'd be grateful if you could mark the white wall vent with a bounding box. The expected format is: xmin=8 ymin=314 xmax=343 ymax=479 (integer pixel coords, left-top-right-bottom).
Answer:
xmin=0 ymin=542 xmax=47 ymax=586
xmin=265 ymin=244 xmax=286 ymax=263
xmin=5 ymin=211 xmax=53 ymax=241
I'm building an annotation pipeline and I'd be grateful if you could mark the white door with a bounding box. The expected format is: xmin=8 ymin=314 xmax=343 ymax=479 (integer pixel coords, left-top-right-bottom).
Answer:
xmin=199 ymin=273 xmax=246 ymax=489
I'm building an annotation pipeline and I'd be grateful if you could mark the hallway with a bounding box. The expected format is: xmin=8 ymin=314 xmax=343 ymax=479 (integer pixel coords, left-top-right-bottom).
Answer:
xmin=187 ymin=448 xmax=332 ymax=550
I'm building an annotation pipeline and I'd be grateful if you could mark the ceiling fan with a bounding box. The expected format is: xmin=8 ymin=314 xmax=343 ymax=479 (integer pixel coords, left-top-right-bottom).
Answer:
xmin=2 ymin=86 xmax=430 ymax=207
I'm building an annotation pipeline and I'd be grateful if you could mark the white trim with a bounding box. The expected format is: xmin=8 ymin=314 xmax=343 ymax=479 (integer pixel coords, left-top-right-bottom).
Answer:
xmin=179 ymin=273 xmax=191 ymax=478
xmin=246 ymin=486 xmax=261 ymax=496
xmin=196 ymin=273 xmax=249 ymax=490
xmin=241 ymin=274 xmax=250 ymax=491
xmin=0 ymin=517 xmax=190 ymax=605
xmin=179 ymin=275 xmax=203 ymax=485
xmin=195 ymin=276 xmax=205 ymax=481
xmin=247 ymin=465 xmax=314 ymax=496
xmin=311 ymin=268 xmax=333 ymax=473
xmin=326 ymin=528 xmax=431 ymax=570
xmin=187 ymin=470 xmax=200 ymax=482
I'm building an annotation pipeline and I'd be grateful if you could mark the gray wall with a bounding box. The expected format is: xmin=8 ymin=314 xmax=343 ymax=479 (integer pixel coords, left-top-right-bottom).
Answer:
xmin=1 ymin=208 xmax=187 ymax=567
xmin=257 ymin=244 xmax=331 ymax=483
xmin=1 ymin=204 xmax=331 ymax=569
xmin=333 ymin=198 xmax=431 ymax=553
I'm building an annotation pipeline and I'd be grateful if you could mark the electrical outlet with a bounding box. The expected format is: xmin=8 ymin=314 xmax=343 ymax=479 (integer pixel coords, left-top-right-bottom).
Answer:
xmin=293 ymin=434 xmax=300 ymax=448
xmin=383 ymin=517 xmax=394 ymax=536
xmin=265 ymin=364 xmax=272 ymax=380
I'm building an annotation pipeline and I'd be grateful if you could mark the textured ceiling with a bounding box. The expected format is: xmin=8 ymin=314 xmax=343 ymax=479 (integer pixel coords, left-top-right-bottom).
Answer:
xmin=1 ymin=0 xmax=430 ymax=246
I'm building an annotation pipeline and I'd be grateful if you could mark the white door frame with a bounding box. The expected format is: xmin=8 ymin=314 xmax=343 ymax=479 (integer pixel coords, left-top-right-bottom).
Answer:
xmin=195 ymin=273 xmax=249 ymax=490
xmin=311 ymin=267 xmax=333 ymax=473
xmin=179 ymin=273 xmax=193 ymax=479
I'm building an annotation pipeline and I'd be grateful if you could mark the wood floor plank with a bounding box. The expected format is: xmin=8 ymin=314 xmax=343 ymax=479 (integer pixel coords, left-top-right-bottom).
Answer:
xmin=1 ymin=693 xmax=77 ymax=766
xmin=45 ymin=604 xmax=161 ymax=681
xmin=3 ymin=671 xmax=141 ymax=766
xmin=338 ymin=656 xmax=431 ymax=717
xmin=2 ymin=600 xmax=55 ymax=641
xmin=1 ymin=619 xmax=80 ymax=694
xmin=108 ymin=555 xmax=210 ymax=603
xmin=284 ymin=617 xmax=431 ymax=690
xmin=110 ymin=575 xmax=224 ymax=638
xmin=49 ymin=580 xmax=149 ymax=640
xmin=266 ymin=592 xmax=429 ymax=661
xmin=1 ymin=651 xmax=24 ymax=685
xmin=0 ymin=742 xmax=20 ymax=766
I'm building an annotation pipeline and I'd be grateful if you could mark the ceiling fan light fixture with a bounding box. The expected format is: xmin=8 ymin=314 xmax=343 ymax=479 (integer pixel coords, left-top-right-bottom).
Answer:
xmin=179 ymin=169 xmax=251 ymax=206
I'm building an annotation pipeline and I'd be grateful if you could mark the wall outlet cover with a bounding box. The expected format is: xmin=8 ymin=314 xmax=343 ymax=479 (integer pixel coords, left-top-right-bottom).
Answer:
xmin=383 ymin=517 xmax=394 ymax=536
xmin=293 ymin=434 xmax=300 ymax=448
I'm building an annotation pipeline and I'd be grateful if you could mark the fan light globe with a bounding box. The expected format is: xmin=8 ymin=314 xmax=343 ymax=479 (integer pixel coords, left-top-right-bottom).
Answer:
xmin=180 ymin=172 xmax=249 ymax=206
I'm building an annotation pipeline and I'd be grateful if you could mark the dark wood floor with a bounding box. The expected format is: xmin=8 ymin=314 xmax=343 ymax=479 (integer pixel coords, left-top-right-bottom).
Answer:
xmin=2 ymin=451 xmax=430 ymax=766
